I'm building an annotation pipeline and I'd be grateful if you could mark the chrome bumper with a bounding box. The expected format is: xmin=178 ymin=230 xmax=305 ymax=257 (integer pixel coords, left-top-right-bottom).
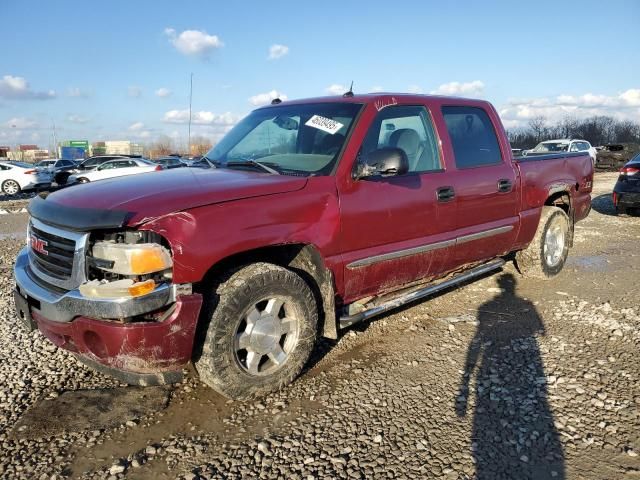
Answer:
xmin=14 ymin=247 xmax=177 ymax=323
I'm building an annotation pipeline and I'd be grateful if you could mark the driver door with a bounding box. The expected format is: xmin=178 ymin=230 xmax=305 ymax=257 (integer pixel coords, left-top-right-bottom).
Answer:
xmin=338 ymin=105 xmax=458 ymax=303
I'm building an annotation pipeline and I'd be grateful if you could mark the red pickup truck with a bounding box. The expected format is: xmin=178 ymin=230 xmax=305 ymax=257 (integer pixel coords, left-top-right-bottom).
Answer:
xmin=14 ymin=93 xmax=593 ymax=399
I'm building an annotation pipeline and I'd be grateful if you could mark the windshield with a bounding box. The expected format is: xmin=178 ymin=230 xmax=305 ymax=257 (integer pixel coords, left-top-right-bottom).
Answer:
xmin=36 ymin=160 xmax=55 ymax=167
xmin=205 ymin=103 xmax=362 ymax=175
xmin=533 ymin=142 xmax=569 ymax=152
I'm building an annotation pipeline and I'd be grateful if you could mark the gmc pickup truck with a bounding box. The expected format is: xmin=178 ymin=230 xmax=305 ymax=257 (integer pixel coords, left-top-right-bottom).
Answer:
xmin=13 ymin=93 xmax=593 ymax=399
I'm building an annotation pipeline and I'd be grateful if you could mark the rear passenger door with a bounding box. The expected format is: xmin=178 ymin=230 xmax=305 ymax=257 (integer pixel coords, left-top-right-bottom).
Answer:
xmin=440 ymin=106 xmax=519 ymax=265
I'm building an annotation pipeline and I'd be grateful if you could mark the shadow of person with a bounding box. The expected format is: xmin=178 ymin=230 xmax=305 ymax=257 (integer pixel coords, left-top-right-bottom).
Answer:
xmin=456 ymin=273 xmax=565 ymax=479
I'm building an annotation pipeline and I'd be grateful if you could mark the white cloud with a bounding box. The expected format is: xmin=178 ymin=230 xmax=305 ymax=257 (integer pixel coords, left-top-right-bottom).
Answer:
xmin=164 ymin=28 xmax=223 ymax=58
xmin=155 ymin=88 xmax=172 ymax=98
xmin=430 ymin=80 xmax=485 ymax=97
xmin=248 ymin=90 xmax=288 ymax=106
xmin=407 ymin=85 xmax=423 ymax=94
xmin=163 ymin=109 xmax=239 ymax=126
xmin=66 ymin=114 xmax=89 ymax=124
xmin=325 ymin=84 xmax=348 ymax=95
xmin=129 ymin=122 xmax=145 ymax=131
xmin=498 ymin=88 xmax=640 ymax=128
xmin=128 ymin=86 xmax=142 ymax=98
xmin=0 ymin=75 xmax=56 ymax=100
xmin=370 ymin=86 xmax=384 ymax=93
xmin=268 ymin=44 xmax=289 ymax=60
xmin=67 ymin=87 xmax=90 ymax=98
xmin=3 ymin=117 xmax=39 ymax=129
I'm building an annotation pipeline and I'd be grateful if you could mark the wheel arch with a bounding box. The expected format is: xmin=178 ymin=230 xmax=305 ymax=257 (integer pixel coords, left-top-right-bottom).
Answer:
xmin=544 ymin=186 xmax=574 ymax=246
xmin=198 ymin=243 xmax=338 ymax=339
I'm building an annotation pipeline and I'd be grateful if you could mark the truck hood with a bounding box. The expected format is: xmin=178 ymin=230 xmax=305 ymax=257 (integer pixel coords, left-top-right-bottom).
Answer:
xmin=34 ymin=168 xmax=308 ymax=230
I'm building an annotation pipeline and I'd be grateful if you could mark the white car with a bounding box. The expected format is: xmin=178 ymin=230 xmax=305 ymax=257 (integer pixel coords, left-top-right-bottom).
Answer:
xmin=68 ymin=158 xmax=161 ymax=184
xmin=525 ymin=139 xmax=597 ymax=165
xmin=0 ymin=161 xmax=52 ymax=195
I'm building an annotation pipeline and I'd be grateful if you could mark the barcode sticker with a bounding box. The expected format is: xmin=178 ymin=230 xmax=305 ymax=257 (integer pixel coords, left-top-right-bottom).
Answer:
xmin=305 ymin=115 xmax=344 ymax=135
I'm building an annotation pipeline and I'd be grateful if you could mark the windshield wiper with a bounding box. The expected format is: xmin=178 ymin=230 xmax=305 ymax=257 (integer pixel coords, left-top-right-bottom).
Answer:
xmin=226 ymin=160 xmax=281 ymax=175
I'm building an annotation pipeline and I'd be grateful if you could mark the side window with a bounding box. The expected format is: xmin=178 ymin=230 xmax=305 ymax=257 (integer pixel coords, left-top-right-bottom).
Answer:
xmin=442 ymin=106 xmax=503 ymax=169
xmin=360 ymin=105 xmax=442 ymax=173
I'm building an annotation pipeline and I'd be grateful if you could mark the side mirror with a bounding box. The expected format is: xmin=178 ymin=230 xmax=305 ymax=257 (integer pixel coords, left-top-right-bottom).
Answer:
xmin=356 ymin=147 xmax=409 ymax=179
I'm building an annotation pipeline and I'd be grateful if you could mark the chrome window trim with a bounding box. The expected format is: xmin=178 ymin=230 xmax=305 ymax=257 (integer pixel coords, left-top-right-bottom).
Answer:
xmin=28 ymin=218 xmax=89 ymax=291
xmin=346 ymin=225 xmax=514 ymax=269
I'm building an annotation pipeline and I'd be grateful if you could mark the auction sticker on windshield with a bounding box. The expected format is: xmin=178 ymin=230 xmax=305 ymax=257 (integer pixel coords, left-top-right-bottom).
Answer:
xmin=305 ymin=115 xmax=344 ymax=135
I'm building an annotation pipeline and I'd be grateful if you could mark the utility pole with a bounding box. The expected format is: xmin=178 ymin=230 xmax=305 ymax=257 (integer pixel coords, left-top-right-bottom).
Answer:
xmin=52 ymin=119 xmax=58 ymax=158
xmin=188 ymin=73 xmax=193 ymax=156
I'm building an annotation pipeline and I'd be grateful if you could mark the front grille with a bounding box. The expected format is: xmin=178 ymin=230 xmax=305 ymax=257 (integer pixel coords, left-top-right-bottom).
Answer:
xmin=27 ymin=219 xmax=89 ymax=291
xmin=30 ymin=225 xmax=75 ymax=280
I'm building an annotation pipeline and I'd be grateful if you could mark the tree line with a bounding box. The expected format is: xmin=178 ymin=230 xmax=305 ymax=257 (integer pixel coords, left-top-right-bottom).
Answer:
xmin=507 ymin=116 xmax=640 ymax=150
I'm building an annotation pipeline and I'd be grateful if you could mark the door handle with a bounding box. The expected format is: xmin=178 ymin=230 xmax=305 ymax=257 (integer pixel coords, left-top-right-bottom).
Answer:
xmin=497 ymin=179 xmax=512 ymax=193
xmin=437 ymin=186 xmax=455 ymax=202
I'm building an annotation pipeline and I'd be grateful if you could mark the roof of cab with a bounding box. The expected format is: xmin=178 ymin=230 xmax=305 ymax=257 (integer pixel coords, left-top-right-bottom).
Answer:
xmin=256 ymin=92 xmax=492 ymax=108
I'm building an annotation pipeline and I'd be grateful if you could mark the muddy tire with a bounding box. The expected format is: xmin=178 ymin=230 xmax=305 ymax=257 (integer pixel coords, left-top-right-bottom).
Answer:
xmin=515 ymin=206 xmax=570 ymax=279
xmin=194 ymin=262 xmax=318 ymax=400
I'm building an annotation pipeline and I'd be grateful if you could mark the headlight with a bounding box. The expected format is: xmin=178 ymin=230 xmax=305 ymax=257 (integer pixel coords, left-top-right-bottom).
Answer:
xmin=91 ymin=242 xmax=172 ymax=275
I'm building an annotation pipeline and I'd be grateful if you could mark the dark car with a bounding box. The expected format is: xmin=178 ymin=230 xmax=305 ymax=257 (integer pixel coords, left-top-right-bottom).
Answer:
xmin=613 ymin=153 xmax=640 ymax=215
xmin=596 ymin=143 xmax=640 ymax=171
xmin=153 ymin=157 xmax=187 ymax=169
xmin=54 ymin=155 xmax=140 ymax=185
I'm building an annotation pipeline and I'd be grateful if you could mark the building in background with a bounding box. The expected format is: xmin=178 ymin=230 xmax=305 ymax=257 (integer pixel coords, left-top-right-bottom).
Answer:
xmin=7 ymin=145 xmax=49 ymax=162
xmin=92 ymin=141 xmax=106 ymax=156
xmin=105 ymin=140 xmax=143 ymax=156
xmin=0 ymin=146 xmax=9 ymax=158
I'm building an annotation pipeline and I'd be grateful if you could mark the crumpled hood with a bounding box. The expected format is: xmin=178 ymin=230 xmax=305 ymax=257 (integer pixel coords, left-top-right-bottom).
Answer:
xmin=42 ymin=168 xmax=308 ymax=228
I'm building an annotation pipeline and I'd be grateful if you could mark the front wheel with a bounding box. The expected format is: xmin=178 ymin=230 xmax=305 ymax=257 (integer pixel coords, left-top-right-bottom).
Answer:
xmin=515 ymin=206 xmax=570 ymax=279
xmin=195 ymin=262 xmax=318 ymax=399
xmin=2 ymin=180 xmax=21 ymax=195
xmin=76 ymin=177 xmax=89 ymax=184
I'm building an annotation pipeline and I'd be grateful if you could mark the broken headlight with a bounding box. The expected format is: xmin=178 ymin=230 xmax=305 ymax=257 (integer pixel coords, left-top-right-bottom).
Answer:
xmin=91 ymin=242 xmax=172 ymax=275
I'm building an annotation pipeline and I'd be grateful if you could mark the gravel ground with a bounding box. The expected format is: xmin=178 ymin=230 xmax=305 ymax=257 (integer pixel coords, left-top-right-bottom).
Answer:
xmin=0 ymin=172 xmax=638 ymax=479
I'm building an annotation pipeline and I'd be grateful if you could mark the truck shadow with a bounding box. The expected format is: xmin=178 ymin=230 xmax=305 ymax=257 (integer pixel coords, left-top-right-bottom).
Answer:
xmin=455 ymin=273 xmax=565 ymax=479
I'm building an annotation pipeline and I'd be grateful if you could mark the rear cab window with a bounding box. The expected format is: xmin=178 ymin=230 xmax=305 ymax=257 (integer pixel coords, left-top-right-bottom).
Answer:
xmin=441 ymin=106 xmax=503 ymax=169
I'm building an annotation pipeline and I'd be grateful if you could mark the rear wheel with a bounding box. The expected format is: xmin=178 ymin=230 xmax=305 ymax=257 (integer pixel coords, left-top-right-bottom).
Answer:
xmin=195 ymin=262 xmax=318 ymax=399
xmin=77 ymin=177 xmax=89 ymax=184
xmin=516 ymin=206 xmax=570 ymax=279
xmin=2 ymin=180 xmax=21 ymax=195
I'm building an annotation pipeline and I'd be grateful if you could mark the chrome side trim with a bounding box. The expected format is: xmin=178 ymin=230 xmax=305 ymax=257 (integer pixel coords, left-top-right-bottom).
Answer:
xmin=456 ymin=225 xmax=514 ymax=245
xmin=340 ymin=258 xmax=506 ymax=328
xmin=347 ymin=239 xmax=455 ymax=269
xmin=346 ymin=225 xmax=514 ymax=269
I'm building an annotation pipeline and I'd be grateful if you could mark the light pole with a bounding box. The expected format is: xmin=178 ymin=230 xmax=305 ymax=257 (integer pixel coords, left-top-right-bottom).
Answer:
xmin=188 ymin=73 xmax=193 ymax=156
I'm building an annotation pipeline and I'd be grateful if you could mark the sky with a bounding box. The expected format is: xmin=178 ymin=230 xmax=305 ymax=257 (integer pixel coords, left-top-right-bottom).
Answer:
xmin=1 ymin=0 xmax=639 ymax=150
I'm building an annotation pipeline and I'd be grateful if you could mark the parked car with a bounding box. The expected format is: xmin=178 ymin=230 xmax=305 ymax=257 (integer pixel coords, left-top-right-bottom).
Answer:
xmin=54 ymin=155 xmax=140 ymax=185
xmin=0 ymin=161 xmax=51 ymax=195
xmin=67 ymin=158 xmax=161 ymax=184
xmin=35 ymin=159 xmax=78 ymax=175
xmin=612 ymin=153 xmax=640 ymax=215
xmin=153 ymin=157 xmax=188 ymax=169
xmin=525 ymin=139 xmax=597 ymax=165
xmin=596 ymin=143 xmax=640 ymax=171
xmin=14 ymin=93 xmax=593 ymax=399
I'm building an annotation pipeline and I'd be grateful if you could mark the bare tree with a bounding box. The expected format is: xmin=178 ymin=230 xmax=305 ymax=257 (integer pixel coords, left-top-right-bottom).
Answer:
xmin=147 ymin=135 xmax=174 ymax=159
xmin=528 ymin=116 xmax=548 ymax=143
xmin=189 ymin=136 xmax=212 ymax=156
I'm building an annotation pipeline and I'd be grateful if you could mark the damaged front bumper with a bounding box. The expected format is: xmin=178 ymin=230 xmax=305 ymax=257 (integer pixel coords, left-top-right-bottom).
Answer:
xmin=14 ymin=247 xmax=203 ymax=385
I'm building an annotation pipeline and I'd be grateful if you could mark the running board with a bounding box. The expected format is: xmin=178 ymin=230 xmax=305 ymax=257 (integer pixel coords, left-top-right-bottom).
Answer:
xmin=339 ymin=258 xmax=506 ymax=329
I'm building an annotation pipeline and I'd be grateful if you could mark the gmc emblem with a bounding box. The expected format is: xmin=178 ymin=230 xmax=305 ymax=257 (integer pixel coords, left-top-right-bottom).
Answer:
xmin=30 ymin=235 xmax=48 ymax=255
